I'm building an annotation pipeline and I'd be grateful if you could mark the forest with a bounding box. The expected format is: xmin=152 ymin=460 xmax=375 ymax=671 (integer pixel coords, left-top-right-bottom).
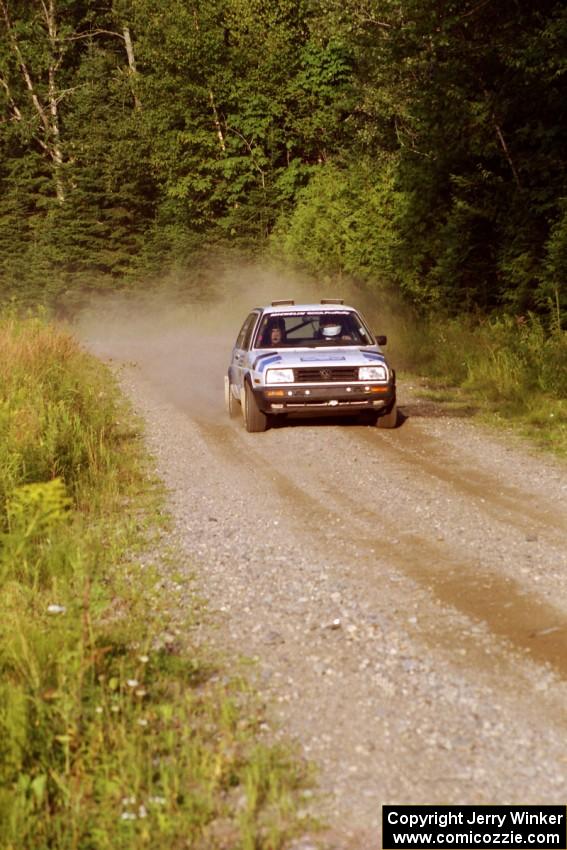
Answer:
xmin=2 ymin=4 xmax=567 ymax=845
xmin=0 ymin=0 xmax=566 ymax=323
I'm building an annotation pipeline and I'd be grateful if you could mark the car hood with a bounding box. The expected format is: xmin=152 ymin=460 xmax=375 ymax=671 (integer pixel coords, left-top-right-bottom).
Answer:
xmin=252 ymin=346 xmax=387 ymax=371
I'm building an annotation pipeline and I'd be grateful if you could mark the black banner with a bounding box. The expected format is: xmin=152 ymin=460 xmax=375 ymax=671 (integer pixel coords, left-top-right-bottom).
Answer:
xmin=382 ymin=805 xmax=567 ymax=849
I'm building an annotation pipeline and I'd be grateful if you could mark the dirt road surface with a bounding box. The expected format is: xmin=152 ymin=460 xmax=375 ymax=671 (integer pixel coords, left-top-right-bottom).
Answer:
xmin=77 ymin=289 xmax=567 ymax=849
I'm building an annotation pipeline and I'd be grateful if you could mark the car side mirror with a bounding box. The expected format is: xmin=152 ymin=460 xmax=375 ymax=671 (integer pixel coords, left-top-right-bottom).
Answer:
xmin=375 ymin=334 xmax=387 ymax=346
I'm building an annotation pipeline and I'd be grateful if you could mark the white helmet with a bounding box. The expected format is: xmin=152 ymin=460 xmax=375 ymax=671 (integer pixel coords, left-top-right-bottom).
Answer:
xmin=320 ymin=316 xmax=342 ymax=338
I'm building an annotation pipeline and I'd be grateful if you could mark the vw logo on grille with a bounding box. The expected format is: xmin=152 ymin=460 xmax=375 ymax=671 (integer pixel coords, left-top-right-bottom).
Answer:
xmin=320 ymin=368 xmax=332 ymax=381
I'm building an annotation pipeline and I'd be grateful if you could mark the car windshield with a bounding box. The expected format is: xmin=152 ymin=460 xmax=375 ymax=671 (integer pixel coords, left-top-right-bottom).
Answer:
xmin=254 ymin=311 xmax=373 ymax=349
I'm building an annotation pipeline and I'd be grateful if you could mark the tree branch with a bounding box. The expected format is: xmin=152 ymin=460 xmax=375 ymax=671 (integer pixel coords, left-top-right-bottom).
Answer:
xmin=493 ymin=120 xmax=522 ymax=188
xmin=61 ymin=28 xmax=126 ymax=43
xmin=226 ymin=126 xmax=266 ymax=188
xmin=1 ymin=0 xmax=67 ymax=199
xmin=357 ymin=16 xmax=392 ymax=29
xmin=209 ymin=89 xmax=225 ymax=152
xmin=0 ymin=72 xmax=23 ymax=121
xmin=483 ymin=89 xmax=521 ymax=189
xmin=459 ymin=0 xmax=494 ymax=21
xmin=0 ymin=0 xmax=51 ymax=137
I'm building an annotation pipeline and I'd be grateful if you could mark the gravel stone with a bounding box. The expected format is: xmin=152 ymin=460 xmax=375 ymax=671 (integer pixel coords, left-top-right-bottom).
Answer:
xmin=78 ymin=306 xmax=567 ymax=850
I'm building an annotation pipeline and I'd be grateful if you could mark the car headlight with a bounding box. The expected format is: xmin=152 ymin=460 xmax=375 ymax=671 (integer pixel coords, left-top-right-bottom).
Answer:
xmin=266 ymin=368 xmax=294 ymax=384
xmin=359 ymin=365 xmax=387 ymax=381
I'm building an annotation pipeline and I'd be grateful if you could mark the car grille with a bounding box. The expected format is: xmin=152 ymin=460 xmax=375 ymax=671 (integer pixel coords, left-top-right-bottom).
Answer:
xmin=295 ymin=367 xmax=359 ymax=383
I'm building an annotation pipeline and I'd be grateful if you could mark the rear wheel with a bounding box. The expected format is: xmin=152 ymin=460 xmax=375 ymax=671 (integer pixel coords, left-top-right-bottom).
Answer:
xmin=224 ymin=375 xmax=239 ymax=418
xmin=244 ymin=381 xmax=268 ymax=432
xmin=376 ymin=401 xmax=398 ymax=429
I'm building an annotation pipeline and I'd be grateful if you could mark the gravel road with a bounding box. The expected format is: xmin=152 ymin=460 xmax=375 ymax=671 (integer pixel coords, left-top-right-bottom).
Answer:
xmin=77 ymin=293 xmax=567 ymax=850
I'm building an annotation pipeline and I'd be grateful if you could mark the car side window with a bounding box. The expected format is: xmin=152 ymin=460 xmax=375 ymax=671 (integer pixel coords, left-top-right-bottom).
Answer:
xmin=236 ymin=313 xmax=256 ymax=349
xmin=242 ymin=314 xmax=259 ymax=350
xmin=236 ymin=313 xmax=258 ymax=350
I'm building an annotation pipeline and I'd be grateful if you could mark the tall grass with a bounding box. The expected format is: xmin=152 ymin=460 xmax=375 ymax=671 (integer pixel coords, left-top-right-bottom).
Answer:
xmin=0 ymin=316 xmax=311 ymax=849
xmin=383 ymin=311 xmax=567 ymax=453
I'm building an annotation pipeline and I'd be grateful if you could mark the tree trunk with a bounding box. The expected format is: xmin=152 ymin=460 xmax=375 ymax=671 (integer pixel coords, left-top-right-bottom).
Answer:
xmin=1 ymin=0 xmax=65 ymax=201
xmin=43 ymin=0 xmax=65 ymax=200
xmin=209 ymin=89 xmax=226 ymax=152
xmin=123 ymin=26 xmax=142 ymax=110
xmin=483 ymin=89 xmax=521 ymax=190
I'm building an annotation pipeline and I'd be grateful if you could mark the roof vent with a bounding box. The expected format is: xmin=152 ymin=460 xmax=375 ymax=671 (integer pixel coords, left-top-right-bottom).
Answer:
xmin=271 ymin=299 xmax=295 ymax=306
xmin=321 ymin=298 xmax=344 ymax=305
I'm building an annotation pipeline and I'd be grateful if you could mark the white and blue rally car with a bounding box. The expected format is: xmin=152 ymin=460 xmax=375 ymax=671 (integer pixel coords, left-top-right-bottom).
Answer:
xmin=225 ymin=299 xmax=397 ymax=432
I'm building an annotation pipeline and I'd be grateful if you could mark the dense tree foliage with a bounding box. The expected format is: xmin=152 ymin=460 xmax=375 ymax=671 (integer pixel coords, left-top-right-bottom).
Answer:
xmin=0 ymin=0 xmax=565 ymax=322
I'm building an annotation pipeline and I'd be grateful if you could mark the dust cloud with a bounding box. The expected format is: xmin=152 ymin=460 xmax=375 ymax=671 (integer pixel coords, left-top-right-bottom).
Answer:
xmin=73 ymin=261 xmax=337 ymax=418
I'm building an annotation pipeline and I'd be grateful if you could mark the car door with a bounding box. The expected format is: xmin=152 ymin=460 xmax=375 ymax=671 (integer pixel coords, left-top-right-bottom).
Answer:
xmin=232 ymin=312 xmax=259 ymax=394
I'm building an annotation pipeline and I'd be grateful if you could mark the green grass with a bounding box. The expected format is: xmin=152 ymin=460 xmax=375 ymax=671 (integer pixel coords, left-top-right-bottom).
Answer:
xmin=382 ymin=311 xmax=567 ymax=455
xmin=0 ymin=315 xmax=313 ymax=850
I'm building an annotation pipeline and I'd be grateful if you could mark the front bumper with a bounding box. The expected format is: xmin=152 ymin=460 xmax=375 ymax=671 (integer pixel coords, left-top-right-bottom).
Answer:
xmin=254 ymin=382 xmax=396 ymax=414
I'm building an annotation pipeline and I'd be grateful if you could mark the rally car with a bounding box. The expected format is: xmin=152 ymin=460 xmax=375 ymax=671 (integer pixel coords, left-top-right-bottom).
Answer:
xmin=225 ymin=299 xmax=397 ymax=432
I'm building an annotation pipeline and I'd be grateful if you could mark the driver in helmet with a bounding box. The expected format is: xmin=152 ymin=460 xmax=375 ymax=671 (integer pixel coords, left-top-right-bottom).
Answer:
xmin=318 ymin=314 xmax=352 ymax=342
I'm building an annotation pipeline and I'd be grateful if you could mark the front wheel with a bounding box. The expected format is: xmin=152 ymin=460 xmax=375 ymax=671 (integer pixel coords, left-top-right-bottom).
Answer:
xmin=376 ymin=401 xmax=398 ymax=429
xmin=243 ymin=381 xmax=268 ymax=432
xmin=224 ymin=375 xmax=239 ymax=419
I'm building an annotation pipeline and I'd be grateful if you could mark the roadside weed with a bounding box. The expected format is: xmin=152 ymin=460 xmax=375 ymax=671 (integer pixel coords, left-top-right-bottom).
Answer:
xmin=384 ymin=311 xmax=567 ymax=454
xmin=0 ymin=315 xmax=312 ymax=849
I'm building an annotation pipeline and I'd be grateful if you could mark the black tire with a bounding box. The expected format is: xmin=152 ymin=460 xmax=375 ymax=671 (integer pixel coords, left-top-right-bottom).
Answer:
xmin=360 ymin=411 xmax=379 ymax=426
xmin=224 ymin=375 xmax=239 ymax=419
xmin=376 ymin=401 xmax=398 ymax=429
xmin=244 ymin=381 xmax=268 ymax=432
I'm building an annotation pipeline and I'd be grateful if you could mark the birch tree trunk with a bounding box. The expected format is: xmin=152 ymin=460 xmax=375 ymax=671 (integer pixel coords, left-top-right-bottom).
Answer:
xmin=191 ymin=7 xmax=226 ymax=153
xmin=0 ymin=0 xmax=65 ymax=201
xmin=42 ymin=0 xmax=65 ymax=201
xmin=123 ymin=26 xmax=142 ymax=110
xmin=209 ymin=89 xmax=226 ymax=152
